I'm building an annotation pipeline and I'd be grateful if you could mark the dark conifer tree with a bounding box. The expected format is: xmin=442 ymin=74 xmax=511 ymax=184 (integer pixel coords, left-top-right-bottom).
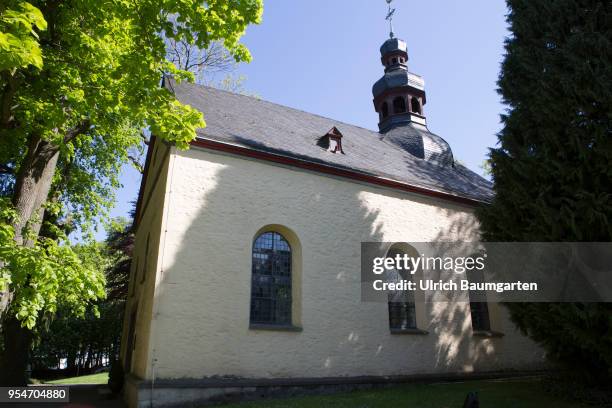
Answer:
xmin=477 ymin=0 xmax=612 ymax=383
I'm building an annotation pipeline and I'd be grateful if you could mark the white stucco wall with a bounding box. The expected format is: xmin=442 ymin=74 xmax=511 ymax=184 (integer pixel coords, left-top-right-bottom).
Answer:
xmin=141 ymin=146 xmax=546 ymax=381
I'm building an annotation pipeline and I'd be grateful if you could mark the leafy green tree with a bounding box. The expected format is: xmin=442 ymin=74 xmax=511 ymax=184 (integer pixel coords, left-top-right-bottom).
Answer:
xmin=30 ymin=241 xmax=112 ymax=374
xmin=477 ymin=0 xmax=612 ymax=383
xmin=31 ymin=218 xmax=133 ymax=377
xmin=0 ymin=0 xmax=262 ymax=385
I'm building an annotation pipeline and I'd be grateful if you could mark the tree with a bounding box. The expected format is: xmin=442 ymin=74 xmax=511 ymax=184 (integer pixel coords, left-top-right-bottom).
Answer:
xmin=477 ymin=0 xmax=612 ymax=383
xmin=31 ymin=217 xmax=134 ymax=377
xmin=165 ymin=20 xmax=257 ymax=94
xmin=167 ymin=37 xmax=235 ymax=84
xmin=0 ymin=0 xmax=262 ymax=385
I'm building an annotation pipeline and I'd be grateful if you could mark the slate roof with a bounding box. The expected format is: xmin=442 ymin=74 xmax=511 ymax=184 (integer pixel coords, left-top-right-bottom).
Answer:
xmin=166 ymin=78 xmax=493 ymax=204
xmin=372 ymin=69 xmax=425 ymax=98
xmin=382 ymin=123 xmax=454 ymax=167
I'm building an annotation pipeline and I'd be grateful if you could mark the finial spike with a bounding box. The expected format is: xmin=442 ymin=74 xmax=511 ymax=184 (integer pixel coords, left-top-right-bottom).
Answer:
xmin=385 ymin=0 xmax=396 ymax=38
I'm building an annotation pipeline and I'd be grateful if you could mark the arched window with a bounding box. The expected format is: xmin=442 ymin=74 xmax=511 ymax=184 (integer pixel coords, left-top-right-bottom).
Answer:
xmin=250 ymin=232 xmax=292 ymax=326
xmin=411 ymin=97 xmax=421 ymax=114
xmin=469 ymin=302 xmax=491 ymax=331
xmin=393 ymin=96 xmax=406 ymax=114
xmin=467 ymin=269 xmax=491 ymax=331
xmin=387 ymin=244 xmax=416 ymax=330
xmin=381 ymin=102 xmax=389 ymax=118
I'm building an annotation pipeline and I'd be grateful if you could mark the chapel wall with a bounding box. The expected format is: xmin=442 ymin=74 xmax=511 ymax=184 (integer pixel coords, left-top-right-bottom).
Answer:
xmin=146 ymin=146 xmax=546 ymax=380
xmin=121 ymin=139 xmax=173 ymax=384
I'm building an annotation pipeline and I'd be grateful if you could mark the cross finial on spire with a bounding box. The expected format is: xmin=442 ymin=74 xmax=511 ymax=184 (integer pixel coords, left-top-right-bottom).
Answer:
xmin=385 ymin=0 xmax=396 ymax=38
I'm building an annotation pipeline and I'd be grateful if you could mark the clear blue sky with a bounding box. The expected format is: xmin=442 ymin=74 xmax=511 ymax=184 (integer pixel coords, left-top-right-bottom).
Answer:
xmin=104 ymin=0 xmax=510 ymax=240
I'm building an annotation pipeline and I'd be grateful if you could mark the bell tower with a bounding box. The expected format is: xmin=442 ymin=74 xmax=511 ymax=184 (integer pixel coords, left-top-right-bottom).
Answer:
xmin=373 ymin=0 xmax=427 ymax=133
xmin=371 ymin=0 xmax=453 ymax=167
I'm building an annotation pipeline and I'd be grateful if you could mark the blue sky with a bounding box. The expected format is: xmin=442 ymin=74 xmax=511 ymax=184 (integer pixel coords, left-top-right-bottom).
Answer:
xmin=104 ymin=0 xmax=510 ymax=240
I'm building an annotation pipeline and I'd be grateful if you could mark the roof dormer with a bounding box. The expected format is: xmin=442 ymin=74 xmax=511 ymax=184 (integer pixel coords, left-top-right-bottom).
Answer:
xmin=317 ymin=126 xmax=345 ymax=154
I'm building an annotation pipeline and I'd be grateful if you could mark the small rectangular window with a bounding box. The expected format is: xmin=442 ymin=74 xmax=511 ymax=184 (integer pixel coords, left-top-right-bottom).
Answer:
xmin=389 ymin=301 xmax=416 ymax=330
xmin=470 ymin=302 xmax=491 ymax=331
xmin=467 ymin=269 xmax=491 ymax=331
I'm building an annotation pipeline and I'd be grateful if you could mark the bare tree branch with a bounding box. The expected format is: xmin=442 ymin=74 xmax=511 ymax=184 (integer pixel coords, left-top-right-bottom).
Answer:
xmin=164 ymin=16 xmax=236 ymax=84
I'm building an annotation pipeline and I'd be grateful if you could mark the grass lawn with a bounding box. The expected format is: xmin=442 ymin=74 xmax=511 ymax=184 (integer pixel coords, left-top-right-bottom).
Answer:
xmin=45 ymin=372 xmax=109 ymax=385
xmin=222 ymin=378 xmax=588 ymax=408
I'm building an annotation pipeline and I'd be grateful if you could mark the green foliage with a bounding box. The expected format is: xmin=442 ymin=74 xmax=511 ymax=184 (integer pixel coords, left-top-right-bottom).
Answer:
xmin=0 ymin=199 xmax=105 ymax=329
xmin=0 ymin=1 xmax=47 ymax=71
xmin=477 ymin=0 xmax=612 ymax=382
xmin=31 ymin=215 xmax=133 ymax=375
xmin=0 ymin=0 xmax=262 ymax=227
xmin=0 ymin=0 xmax=262 ymax=332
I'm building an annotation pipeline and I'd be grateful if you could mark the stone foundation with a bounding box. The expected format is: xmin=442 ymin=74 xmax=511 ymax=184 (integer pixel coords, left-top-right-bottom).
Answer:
xmin=124 ymin=370 xmax=549 ymax=408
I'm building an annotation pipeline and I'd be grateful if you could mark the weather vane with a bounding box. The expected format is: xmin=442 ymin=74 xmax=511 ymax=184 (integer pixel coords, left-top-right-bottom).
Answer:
xmin=385 ymin=0 xmax=396 ymax=38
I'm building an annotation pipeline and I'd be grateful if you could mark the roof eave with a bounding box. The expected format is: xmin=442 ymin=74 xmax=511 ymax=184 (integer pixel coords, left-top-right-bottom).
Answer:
xmin=189 ymin=136 xmax=491 ymax=207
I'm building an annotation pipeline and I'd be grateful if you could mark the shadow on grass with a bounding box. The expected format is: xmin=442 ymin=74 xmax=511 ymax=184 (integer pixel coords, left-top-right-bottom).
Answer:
xmin=221 ymin=378 xmax=590 ymax=408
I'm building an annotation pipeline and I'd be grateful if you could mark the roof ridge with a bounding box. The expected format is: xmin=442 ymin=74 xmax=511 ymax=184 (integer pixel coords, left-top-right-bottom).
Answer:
xmin=169 ymin=78 xmax=382 ymax=137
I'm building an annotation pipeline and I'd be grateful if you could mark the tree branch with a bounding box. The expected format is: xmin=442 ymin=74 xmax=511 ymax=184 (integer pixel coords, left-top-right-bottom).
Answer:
xmin=139 ymin=131 xmax=150 ymax=145
xmin=1 ymin=72 xmax=20 ymax=128
xmin=0 ymin=163 xmax=14 ymax=174
xmin=128 ymin=155 xmax=144 ymax=174
xmin=63 ymin=120 xmax=91 ymax=143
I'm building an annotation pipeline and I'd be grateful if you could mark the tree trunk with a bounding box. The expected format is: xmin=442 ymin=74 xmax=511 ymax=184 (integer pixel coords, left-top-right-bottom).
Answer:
xmin=0 ymin=316 xmax=32 ymax=385
xmin=0 ymin=134 xmax=59 ymax=314
xmin=67 ymin=349 xmax=76 ymax=372
xmin=11 ymin=134 xmax=60 ymax=245
xmin=0 ymin=134 xmax=60 ymax=384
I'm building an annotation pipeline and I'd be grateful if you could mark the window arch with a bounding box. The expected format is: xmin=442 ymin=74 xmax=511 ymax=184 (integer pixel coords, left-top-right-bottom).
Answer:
xmin=381 ymin=101 xmax=389 ymax=118
xmin=467 ymin=269 xmax=491 ymax=331
xmin=393 ymin=97 xmax=406 ymax=114
xmin=387 ymin=244 xmax=417 ymax=330
xmin=410 ymin=97 xmax=421 ymax=114
xmin=250 ymin=231 xmax=292 ymax=326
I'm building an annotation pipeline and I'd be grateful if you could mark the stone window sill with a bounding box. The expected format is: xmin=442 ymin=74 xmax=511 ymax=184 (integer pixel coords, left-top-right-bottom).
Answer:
xmin=473 ymin=330 xmax=504 ymax=338
xmin=249 ymin=324 xmax=303 ymax=332
xmin=390 ymin=328 xmax=429 ymax=335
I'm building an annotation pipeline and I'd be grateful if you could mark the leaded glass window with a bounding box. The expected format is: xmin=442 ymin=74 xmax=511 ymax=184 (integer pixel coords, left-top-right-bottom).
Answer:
xmin=469 ymin=302 xmax=491 ymax=331
xmin=250 ymin=232 xmax=292 ymax=326
xmin=467 ymin=269 xmax=491 ymax=331
xmin=389 ymin=300 xmax=417 ymax=330
xmin=387 ymin=246 xmax=417 ymax=330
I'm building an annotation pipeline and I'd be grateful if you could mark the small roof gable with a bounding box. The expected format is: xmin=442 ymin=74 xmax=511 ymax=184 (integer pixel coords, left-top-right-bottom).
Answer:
xmin=164 ymin=78 xmax=493 ymax=204
xmin=326 ymin=126 xmax=343 ymax=138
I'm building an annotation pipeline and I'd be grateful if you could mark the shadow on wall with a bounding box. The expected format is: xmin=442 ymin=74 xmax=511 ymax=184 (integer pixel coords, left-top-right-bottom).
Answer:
xmin=429 ymin=209 xmax=499 ymax=373
xmin=146 ymin=143 xmax=501 ymax=380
